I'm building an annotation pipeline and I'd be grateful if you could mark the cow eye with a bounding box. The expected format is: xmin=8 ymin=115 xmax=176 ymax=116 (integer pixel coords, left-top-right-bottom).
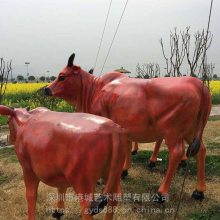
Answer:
xmin=59 ymin=76 xmax=66 ymax=81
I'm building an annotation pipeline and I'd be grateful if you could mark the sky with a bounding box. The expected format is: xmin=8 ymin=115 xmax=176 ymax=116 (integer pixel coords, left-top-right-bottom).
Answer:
xmin=0 ymin=0 xmax=219 ymax=78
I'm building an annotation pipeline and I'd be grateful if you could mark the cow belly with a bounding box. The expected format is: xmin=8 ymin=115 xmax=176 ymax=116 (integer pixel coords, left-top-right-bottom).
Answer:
xmin=32 ymin=166 xmax=71 ymax=188
xmin=126 ymin=128 xmax=162 ymax=143
xmin=40 ymin=174 xmax=71 ymax=188
xmin=113 ymin=116 xmax=162 ymax=143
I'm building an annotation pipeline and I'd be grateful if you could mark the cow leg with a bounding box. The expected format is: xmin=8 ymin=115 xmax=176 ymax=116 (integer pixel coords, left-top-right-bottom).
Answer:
xmin=192 ymin=141 xmax=206 ymax=201
xmin=104 ymin=200 xmax=117 ymax=220
xmin=73 ymin=183 xmax=95 ymax=220
xmin=23 ymin=169 xmax=39 ymax=220
xmin=147 ymin=139 xmax=163 ymax=170
xmin=80 ymin=200 xmax=94 ymax=220
xmin=131 ymin=142 xmax=139 ymax=155
xmin=121 ymin=141 xmax=132 ymax=179
xmin=52 ymin=187 xmax=67 ymax=219
xmin=104 ymin=180 xmax=121 ymax=220
xmin=157 ymin=139 xmax=184 ymax=201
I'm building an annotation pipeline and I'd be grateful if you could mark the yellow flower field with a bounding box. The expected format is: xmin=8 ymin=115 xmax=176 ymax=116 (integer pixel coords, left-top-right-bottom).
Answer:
xmin=209 ymin=80 xmax=220 ymax=96
xmin=5 ymin=82 xmax=48 ymax=94
xmin=4 ymin=81 xmax=220 ymax=97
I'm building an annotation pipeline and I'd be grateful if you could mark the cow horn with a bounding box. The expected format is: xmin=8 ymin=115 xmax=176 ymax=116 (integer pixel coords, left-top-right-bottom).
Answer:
xmin=88 ymin=68 xmax=94 ymax=74
xmin=0 ymin=105 xmax=14 ymax=116
xmin=67 ymin=53 xmax=75 ymax=67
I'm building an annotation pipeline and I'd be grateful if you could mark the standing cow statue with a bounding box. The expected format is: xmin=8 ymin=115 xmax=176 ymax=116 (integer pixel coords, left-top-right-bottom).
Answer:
xmin=45 ymin=53 xmax=211 ymax=201
xmin=0 ymin=105 xmax=127 ymax=220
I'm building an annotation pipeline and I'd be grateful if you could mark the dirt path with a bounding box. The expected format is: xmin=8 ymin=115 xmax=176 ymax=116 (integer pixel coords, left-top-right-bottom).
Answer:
xmin=210 ymin=105 xmax=220 ymax=116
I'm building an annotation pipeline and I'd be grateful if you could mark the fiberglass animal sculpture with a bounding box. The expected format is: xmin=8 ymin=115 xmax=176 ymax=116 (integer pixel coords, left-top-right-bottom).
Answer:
xmin=45 ymin=53 xmax=212 ymax=202
xmin=0 ymin=105 xmax=127 ymax=220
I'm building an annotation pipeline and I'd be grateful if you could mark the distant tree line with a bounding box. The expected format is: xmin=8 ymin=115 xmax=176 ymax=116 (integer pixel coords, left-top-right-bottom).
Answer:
xmin=12 ymin=75 xmax=56 ymax=83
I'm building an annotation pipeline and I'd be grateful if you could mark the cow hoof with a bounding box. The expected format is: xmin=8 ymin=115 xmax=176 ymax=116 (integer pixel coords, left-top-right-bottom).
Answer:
xmin=52 ymin=210 xmax=64 ymax=219
xmin=132 ymin=150 xmax=138 ymax=155
xmin=178 ymin=160 xmax=187 ymax=169
xmin=90 ymin=195 xmax=108 ymax=216
xmin=192 ymin=190 xmax=204 ymax=201
xmin=121 ymin=170 xmax=128 ymax=179
xmin=147 ymin=161 xmax=156 ymax=171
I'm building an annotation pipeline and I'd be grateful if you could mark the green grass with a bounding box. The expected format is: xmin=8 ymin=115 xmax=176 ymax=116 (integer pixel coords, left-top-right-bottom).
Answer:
xmin=0 ymin=147 xmax=18 ymax=163
xmin=0 ymin=116 xmax=7 ymax=125
xmin=212 ymin=94 xmax=220 ymax=105
xmin=0 ymin=174 xmax=9 ymax=185
xmin=208 ymin=115 xmax=220 ymax=121
xmin=188 ymin=205 xmax=220 ymax=220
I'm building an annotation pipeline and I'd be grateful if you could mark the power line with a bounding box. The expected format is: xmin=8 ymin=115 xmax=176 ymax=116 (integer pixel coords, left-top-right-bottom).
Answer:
xmin=93 ymin=0 xmax=113 ymax=71
xmin=201 ymin=0 xmax=214 ymax=76
xmin=99 ymin=0 xmax=129 ymax=76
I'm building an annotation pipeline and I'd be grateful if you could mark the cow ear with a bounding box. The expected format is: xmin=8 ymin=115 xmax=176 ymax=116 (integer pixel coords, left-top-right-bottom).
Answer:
xmin=67 ymin=53 xmax=75 ymax=67
xmin=0 ymin=105 xmax=14 ymax=116
xmin=88 ymin=68 xmax=94 ymax=74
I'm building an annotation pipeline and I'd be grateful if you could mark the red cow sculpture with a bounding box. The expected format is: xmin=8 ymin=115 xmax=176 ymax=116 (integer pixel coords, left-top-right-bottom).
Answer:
xmin=45 ymin=53 xmax=212 ymax=201
xmin=0 ymin=105 xmax=127 ymax=220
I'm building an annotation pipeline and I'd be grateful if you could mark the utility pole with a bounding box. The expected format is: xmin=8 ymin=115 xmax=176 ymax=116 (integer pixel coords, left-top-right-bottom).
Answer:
xmin=25 ymin=62 xmax=30 ymax=78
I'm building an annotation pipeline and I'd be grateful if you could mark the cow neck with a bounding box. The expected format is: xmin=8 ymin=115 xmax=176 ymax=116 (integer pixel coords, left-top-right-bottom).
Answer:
xmin=76 ymin=71 xmax=99 ymax=113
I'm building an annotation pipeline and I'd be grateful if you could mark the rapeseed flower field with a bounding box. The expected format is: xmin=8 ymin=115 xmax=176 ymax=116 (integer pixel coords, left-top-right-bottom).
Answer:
xmin=209 ymin=81 xmax=220 ymax=104
xmin=2 ymin=82 xmax=73 ymax=113
xmin=5 ymin=82 xmax=48 ymax=94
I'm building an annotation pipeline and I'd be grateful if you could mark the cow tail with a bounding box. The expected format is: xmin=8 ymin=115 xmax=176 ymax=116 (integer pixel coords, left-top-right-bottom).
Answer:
xmin=186 ymin=83 xmax=212 ymax=157
xmin=103 ymin=127 xmax=127 ymax=195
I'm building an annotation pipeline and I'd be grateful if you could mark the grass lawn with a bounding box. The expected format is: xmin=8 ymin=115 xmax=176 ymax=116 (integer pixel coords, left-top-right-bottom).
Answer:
xmin=0 ymin=119 xmax=220 ymax=219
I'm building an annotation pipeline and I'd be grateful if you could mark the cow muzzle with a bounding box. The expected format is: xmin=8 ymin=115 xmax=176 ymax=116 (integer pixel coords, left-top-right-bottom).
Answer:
xmin=44 ymin=87 xmax=52 ymax=96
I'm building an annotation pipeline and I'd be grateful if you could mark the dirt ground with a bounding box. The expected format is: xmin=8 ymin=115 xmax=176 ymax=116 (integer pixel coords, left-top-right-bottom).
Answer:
xmin=0 ymin=119 xmax=220 ymax=220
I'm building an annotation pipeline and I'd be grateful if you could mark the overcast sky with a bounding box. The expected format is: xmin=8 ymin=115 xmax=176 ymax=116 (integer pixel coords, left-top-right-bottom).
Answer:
xmin=0 ymin=0 xmax=219 ymax=78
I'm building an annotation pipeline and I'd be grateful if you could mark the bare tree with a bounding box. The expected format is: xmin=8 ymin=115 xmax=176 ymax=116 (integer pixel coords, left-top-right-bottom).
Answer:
xmin=181 ymin=27 xmax=213 ymax=77
xmin=160 ymin=27 xmax=185 ymax=77
xmin=161 ymin=27 xmax=213 ymax=78
xmin=136 ymin=63 xmax=160 ymax=79
xmin=199 ymin=59 xmax=215 ymax=88
xmin=0 ymin=58 xmax=12 ymax=103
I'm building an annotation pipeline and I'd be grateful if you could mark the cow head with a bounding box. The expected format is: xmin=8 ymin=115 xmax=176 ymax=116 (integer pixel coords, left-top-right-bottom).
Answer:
xmin=0 ymin=105 xmax=30 ymax=144
xmin=45 ymin=53 xmax=85 ymax=105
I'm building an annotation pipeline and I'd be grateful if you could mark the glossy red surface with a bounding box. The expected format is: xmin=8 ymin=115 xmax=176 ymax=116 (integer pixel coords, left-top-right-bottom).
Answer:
xmin=0 ymin=106 xmax=127 ymax=220
xmin=46 ymin=55 xmax=211 ymax=198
